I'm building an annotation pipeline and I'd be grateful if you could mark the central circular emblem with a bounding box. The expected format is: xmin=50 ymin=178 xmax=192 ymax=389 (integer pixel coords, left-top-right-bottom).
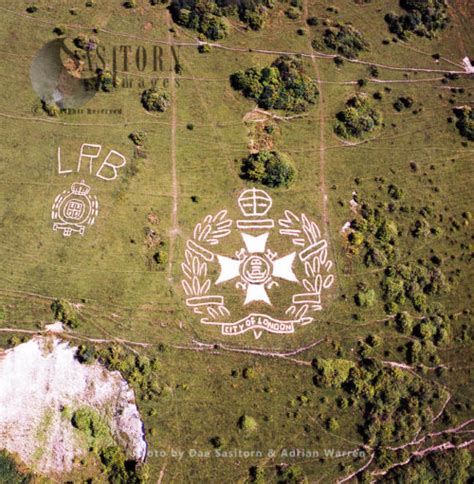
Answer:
xmin=241 ymin=255 xmax=271 ymax=284
xmin=51 ymin=180 xmax=99 ymax=237
xmin=181 ymin=188 xmax=335 ymax=339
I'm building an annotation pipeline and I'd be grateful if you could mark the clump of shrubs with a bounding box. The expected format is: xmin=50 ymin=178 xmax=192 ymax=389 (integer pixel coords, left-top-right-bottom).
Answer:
xmin=73 ymin=33 xmax=99 ymax=51
xmin=382 ymin=262 xmax=450 ymax=315
xmin=312 ymin=357 xmax=355 ymax=388
xmin=453 ymin=106 xmax=473 ymax=141
xmin=141 ymin=88 xmax=171 ymax=112
xmin=230 ymin=55 xmax=318 ymax=112
xmin=285 ymin=5 xmax=301 ymax=20
xmin=100 ymin=445 xmax=149 ymax=482
xmin=241 ymin=150 xmax=296 ymax=188
xmin=153 ymin=248 xmax=168 ymax=266
xmin=347 ymin=196 xmax=399 ymax=267
xmin=238 ymin=415 xmax=257 ymax=431
xmin=318 ymin=22 xmax=369 ymax=58
xmin=393 ymin=96 xmax=414 ymax=111
xmin=314 ymin=357 xmax=443 ymax=447
xmin=355 ymin=286 xmax=377 ymax=308
xmin=51 ymin=299 xmax=79 ymax=328
xmin=53 ymin=26 xmax=66 ymax=36
xmin=385 ymin=0 xmax=449 ymax=40
xmin=334 ymin=94 xmax=382 ymax=139
xmin=96 ymin=69 xmax=119 ymax=92
xmin=42 ymin=100 xmax=60 ymax=117
xmin=129 ymin=131 xmax=147 ymax=146
xmin=170 ymin=0 xmax=274 ymax=39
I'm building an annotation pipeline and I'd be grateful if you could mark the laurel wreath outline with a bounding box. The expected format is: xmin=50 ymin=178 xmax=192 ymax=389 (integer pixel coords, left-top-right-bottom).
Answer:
xmin=181 ymin=208 xmax=334 ymax=326
xmin=278 ymin=210 xmax=334 ymax=324
xmin=181 ymin=210 xmax=232 ymax=320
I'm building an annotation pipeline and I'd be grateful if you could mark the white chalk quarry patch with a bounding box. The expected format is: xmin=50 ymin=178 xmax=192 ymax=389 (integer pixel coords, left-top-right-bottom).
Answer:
xmin=0 ymin=337 xmax=147 ymax=476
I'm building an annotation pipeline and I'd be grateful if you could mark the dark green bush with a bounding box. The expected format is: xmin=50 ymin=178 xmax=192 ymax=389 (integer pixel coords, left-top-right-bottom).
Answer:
xmin=454 ymin=107 xmax=474 ymax=141
xmin=170 ymin=0 xmax=274 ymax=39
xmin=141 ymin=89 xmax=171 ymax=112
xmin=51 ymin=299 xmax=79 ymax=328
xmin=384 ymin=0 xmax=449 ymax=40
xmin=355 ymin=287 xmax=376 ymax=307
xmin=334 ymin=94 xmax=382 ymax=139
xmin=96 ymin=70 xmax=118 ymax=92
xmin=230 ymin=55 xmax=318 ymax=112
xmin=241 ymin=150 xmax=296 ymax=188
xmin=322 ymin=22 xmax=369 ymax=58
xmin=129 ymin=131 xmax=147 ymax=146
xmin=0 ymin=451 xmax=31 ymax=483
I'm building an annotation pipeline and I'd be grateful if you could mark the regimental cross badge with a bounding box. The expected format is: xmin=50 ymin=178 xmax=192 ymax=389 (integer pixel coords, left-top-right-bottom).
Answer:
xmin=181 ymin=188 xmax=335 ymax=339
xmin=51 ymin=180 xmax=99 ymax=237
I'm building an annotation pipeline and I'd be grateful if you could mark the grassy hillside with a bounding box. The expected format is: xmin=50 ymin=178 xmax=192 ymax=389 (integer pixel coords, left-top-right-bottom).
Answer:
xmin=0 ymin=0 xmax=472 ymax=482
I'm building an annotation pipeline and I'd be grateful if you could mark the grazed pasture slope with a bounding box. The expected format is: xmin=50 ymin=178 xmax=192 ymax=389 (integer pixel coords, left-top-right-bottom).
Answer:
xmin=0 ymin=0 xmax=472 ymax=481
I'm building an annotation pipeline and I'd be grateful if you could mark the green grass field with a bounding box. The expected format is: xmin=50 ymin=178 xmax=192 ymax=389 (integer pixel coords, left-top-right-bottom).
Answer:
xmin=0 ymin=0 xmax=473 ymax=482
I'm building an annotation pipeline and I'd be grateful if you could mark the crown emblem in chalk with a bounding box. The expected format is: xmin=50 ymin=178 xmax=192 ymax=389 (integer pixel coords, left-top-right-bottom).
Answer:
xmin=51 ymin=180 xmax=99 ymax=237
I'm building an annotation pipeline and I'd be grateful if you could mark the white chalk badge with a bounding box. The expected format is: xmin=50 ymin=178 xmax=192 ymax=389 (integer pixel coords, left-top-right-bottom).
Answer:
xmin=181 ymin=188 xmax=334 ymax=339
xmin=51 ymin=143 xmax=126 ymax=237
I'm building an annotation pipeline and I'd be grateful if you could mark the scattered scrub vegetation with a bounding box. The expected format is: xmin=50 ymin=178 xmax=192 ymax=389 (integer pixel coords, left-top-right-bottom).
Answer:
xmin=385 ymin=0 xmax=449 ymax=40
xmin=129 ymin=131 xmax=147 ymax=146
xmin=51 ymin=299 xmax=79 ymax=329
xmin=241 ymin=150 xmax=296 ymax=188
xmin=318 ymin=22 xmax=369 ymax=58
xmin=170 ymin=0 xmax=275 ymax=39
xmin=313 ymin=358 xmax=444 ymax=448
xmin=453 ymin=106 xmax=474 ymax=141
xmin=334 ymin=94 xmax=382 ymax=139
xmin=230 ymin=55 xmax=318 ymax=112
xmin=141 ymin=88 xmax=171 ymax=112
xmin=0 ymin=451 xmax=31 ymax=483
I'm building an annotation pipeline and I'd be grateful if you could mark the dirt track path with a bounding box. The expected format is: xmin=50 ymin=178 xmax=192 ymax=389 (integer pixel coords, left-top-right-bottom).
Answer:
xmin=166 ymin=12 xmax=179 ymax=281
xmin=303 ymin=0 xmax=329 ymax=233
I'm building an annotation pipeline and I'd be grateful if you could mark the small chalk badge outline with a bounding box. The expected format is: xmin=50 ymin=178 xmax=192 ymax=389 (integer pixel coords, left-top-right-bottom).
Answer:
xmin=181 ymin=188 xmax=334 ymax=339
xmin=51 ymin=180 xmax=99 ymax=237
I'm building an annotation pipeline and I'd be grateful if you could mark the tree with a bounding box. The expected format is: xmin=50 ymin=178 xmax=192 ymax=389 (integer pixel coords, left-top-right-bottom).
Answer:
xmin=355 ymin=288 xmax=376 ymax=308
xmin=334 ymin=94 xmax=382 ymax=139
xmin=129 ymin=131 xmax=147 ymax=146
xmin=249 ymin=465 xmax=265 ymax=483
xmin=170 ymin=0 xmax=273 ymax=39
xmin=51 ymin=299 xmax=79 ymax=328
xmin=454 ymin=107 xmax=474 ymax=141
xmin=241 ymin=150 xmax=296 ymax=188
xmin=278 ymin=465 xmax=307 ymax=484
xmin=238 ymin=415 xmax=257 ymax=431
xmin=141 ymin=89 xmax=171 ymax=112
xmin=312 ymin=357 xmax=355 ymax=388
xmin=385 ymin=0 xmax=449 ymax=40
xmin=96 ymin=70 xmax=118 ymax=92
xmin=230 ymin=55 xmax=318 ymax=112
xmin=395 ymin=313 xmax=413 ymax=334
xmin=326 ymin=417 xmax=340 ymax=431
xmin=322 ymin=23 xmax=369 ymax=58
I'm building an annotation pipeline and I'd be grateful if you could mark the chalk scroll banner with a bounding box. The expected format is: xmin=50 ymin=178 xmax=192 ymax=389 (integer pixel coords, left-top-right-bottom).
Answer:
xmin=182 ymin=188 xmax=335 ymax=339
xmin=201 ymin=313 xmax=313 ymax=336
